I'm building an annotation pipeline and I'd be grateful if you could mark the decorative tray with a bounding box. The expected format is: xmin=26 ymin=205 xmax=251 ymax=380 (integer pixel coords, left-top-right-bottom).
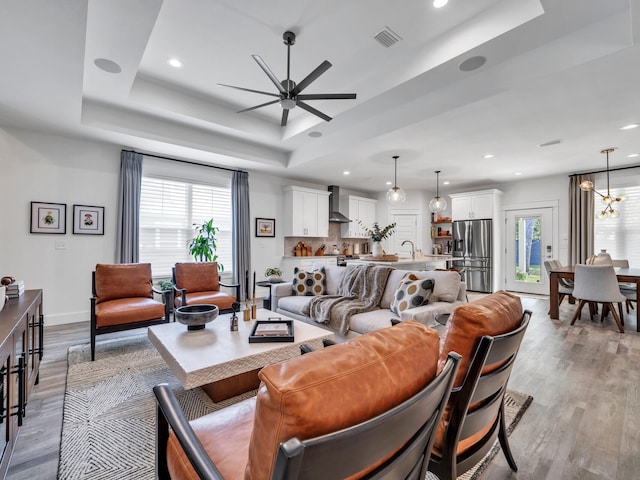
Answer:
xmin=370 ymin=254 xmax=399 ymax=261
xmin=249 ymin=319 xmax=294 ymax=343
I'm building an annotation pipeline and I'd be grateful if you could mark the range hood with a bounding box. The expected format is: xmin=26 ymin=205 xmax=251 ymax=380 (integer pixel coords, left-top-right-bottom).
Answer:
xmin=328 ymin=186 xmax=350 ymax=223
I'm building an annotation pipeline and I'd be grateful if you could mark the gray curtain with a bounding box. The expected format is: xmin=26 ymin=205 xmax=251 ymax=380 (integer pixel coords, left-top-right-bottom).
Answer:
xmin=568 ymin=174 xmax=594 ymax=265
xmin=115 ymin=151 xmax=143 ymax=263
xmin=232 ymin=171 xmax=251 ymax=301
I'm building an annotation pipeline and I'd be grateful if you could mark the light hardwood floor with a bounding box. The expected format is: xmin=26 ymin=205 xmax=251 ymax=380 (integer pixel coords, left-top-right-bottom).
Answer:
xmin=6 ymin=295 xmax=640 ymax=479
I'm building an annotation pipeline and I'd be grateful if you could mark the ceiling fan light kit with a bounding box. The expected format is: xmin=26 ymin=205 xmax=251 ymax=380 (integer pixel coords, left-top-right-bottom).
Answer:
xmin=219 ymin=31 xmax=356 ymax=127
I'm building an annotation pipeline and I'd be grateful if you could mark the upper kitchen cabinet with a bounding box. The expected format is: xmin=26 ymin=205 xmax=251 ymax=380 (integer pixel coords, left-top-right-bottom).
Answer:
xmin=283 ymin=186 xmax=331 ymax=237
xmin=341 ymin=196 xmax=377 ymax=238
xmin=449 ymin=189 xmax=502 ymax=221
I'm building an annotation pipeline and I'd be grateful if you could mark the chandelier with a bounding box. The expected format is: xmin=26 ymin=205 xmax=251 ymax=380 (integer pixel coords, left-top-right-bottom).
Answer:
xmin=387 ymin=155 xmax=406 ymax=206
xmin=579 ymin=148 xmax=625 ymax=219
xmin=428 ymin=170 xmax=447 ymax=213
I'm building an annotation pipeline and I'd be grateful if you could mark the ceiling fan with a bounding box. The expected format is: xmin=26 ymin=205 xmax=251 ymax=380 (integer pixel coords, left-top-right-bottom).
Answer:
xmin=218 ymin=31 xmax=356 ymax=127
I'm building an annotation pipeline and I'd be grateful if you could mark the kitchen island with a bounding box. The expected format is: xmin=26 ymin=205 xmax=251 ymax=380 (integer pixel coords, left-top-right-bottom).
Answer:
xmin=346 ymin=255 xmax=451 ymax=270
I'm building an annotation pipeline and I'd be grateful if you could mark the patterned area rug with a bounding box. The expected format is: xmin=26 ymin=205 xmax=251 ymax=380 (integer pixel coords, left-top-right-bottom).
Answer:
xmin=58 ymin=335 xmax=532 ymax=480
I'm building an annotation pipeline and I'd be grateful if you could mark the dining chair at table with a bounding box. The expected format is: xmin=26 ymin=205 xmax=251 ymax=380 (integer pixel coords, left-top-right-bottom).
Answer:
xmin=570 ymin=264 xmax=626 ymax=333
xmin=543 ymin=260 xmax=574 ymax=314
xmin=612 ymin=259 xmax=636 ymax=313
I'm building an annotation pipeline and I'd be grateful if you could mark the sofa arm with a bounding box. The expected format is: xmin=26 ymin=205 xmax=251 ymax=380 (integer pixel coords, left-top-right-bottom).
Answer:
xmin=270 ymin=282 xmax=294 ymax=310
xmin=457 ymin=282 xmax=468 ymax=303
xmin=399 ymin=303 xmax=457 ymax=326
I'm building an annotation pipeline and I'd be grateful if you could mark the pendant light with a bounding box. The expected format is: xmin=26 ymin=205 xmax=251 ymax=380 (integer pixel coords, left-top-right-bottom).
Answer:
xmin=386 ymin=155 xmax=406 ymax=206
xmin=428 ymin=170 xmax=447 ymax=213
xmin=579 ymin=148 xmax=625 ymax=219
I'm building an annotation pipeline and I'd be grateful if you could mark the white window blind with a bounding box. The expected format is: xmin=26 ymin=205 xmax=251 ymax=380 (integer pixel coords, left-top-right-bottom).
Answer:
xmin=139 ymin=176 xmax=233 ymax=278
xmin=594 ymin=184 xmax=640 ymax=267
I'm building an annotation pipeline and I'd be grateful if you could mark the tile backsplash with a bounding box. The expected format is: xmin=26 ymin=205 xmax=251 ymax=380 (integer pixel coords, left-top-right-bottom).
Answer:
xmin=284 ymin=223 xmax=369 ymax=256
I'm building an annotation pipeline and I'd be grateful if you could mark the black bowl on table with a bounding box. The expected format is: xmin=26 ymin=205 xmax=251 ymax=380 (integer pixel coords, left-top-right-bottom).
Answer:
xmin=174 ymin=304 xmax=219 ymax=330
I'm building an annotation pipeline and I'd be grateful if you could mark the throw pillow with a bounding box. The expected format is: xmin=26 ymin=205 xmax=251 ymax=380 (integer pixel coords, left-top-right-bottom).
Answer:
xmin=292 ymin=267 xmax=326 ymax=296
xmin=391 ymin=273 xmax=434 ymax=315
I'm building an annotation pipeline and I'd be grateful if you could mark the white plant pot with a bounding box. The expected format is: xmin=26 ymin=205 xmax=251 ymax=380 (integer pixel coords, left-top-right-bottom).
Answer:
xmin=372 ymin=242 xmax=383 ymax=257
xmin=267 ymin=275 xmax=283 ymax=283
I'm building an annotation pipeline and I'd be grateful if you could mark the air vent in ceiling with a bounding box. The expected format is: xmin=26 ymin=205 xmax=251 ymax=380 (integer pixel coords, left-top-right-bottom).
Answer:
xmin=537 ymin=139 xmax=562 ymax=147
xmin=374 ymin=27 xmax=403 ymax=48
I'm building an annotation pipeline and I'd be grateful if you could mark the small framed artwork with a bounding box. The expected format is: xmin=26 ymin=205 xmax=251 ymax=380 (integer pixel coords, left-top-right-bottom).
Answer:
xmin=30 ymin=202 xmax=66 ymax=234
xmin=73 ymin=204 xmax=104 ymax=235
xmin=256 ymin=217 xmax=275 ymax=237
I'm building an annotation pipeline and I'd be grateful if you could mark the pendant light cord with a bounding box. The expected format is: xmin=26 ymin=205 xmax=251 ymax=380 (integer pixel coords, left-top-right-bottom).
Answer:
xmin=435 ymin=170 xmax=441 ymax=197
xmin=393 ymin=155 xmax=399 ymax=188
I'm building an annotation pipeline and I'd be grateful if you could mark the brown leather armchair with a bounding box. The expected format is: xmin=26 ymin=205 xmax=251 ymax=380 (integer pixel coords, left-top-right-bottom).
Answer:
xmin=429 ymin=291 xmax=532 ymax=480
xmin=153 ymin=320 xmax=460 ymax=479
xmin=91 ymin=263 xmax=169 ymax=361
xmin=172 ymin=262 xmax=240 ymax=313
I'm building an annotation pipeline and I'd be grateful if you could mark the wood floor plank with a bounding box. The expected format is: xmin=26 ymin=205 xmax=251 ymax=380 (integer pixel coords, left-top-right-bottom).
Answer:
xmin=5 ymin=295 xmax=640 ymax=479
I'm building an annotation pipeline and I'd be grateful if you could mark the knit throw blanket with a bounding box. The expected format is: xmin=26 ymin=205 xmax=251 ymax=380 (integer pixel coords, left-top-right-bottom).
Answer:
xmin=305 ymin=264 xmax=394 ymax=336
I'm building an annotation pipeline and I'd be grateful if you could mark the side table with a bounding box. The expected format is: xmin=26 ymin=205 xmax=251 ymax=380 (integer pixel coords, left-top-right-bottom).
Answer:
xmin=256 ymin=280 xmax=284 ymax=310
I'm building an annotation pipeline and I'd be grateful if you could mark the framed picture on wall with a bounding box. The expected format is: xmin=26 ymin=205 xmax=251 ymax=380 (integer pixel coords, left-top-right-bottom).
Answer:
xmin=256 ymin=217 xmax=275 ymax=237
xmin=73 ymin=205 xmax=104 ymax=235
xmin=30 ymin=201 xmax=66 ymax=234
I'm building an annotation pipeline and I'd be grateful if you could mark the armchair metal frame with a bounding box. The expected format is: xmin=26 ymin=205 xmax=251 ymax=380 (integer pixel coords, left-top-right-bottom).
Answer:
xmin=429 ymin=310 xmax=532 ymax=480
xmin=153 ymin=352 xmax=461 ymax=480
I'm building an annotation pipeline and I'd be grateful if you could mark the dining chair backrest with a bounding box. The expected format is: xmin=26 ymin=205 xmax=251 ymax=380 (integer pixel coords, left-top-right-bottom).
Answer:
xmin=572 ymin=264 xmax=625 ymax=303
xmin=612 ymin=259 xmax=629 ymax=268
xmin=589 ymin=251 xmax=613 ymax=265
xmin=544 ymin=259 xmax=574 ymax=290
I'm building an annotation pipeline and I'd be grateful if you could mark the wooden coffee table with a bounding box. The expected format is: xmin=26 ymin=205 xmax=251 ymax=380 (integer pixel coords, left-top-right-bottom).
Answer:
xmin=148 ymin=309 xmax=334 ymax=401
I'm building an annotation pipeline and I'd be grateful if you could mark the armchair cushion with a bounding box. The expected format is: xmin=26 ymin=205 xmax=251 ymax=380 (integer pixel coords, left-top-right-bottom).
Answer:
xmin=175 ymin=262 xmax=220 ymax=292
xmin=175 ymin=291 xmax=236 ymax=311
xmin=246 ymin=320 xmax=440 ymax=479
xmin=438 ymin=290 xmax=522 ymax=387
xmin=94 ymin=263 xmax=154 ymax=303
xmin=95 ymin=297 xmax=166 ymax=328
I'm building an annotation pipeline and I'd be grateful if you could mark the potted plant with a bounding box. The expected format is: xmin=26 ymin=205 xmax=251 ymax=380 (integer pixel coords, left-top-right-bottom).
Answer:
xmin=264 ymin=267 xmax=283 ymax=282
xmin=188 ymin=219 xmax=224 ymax=271
xmin=357 ymin=221 xmax=397 ymax=257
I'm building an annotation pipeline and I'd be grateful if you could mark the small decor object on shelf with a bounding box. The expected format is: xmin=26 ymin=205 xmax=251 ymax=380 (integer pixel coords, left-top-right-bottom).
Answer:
xmin=30 ymin=201 xmax=66 ymax=234
xmin=5 ymin=280 xmax=25 ymax=299
xmin=73 ymin=204 xmax=104 ymax=235
xmin=174 ymin=304 xmax=219 ymax=331
xmin=264 ymin=267 xmax=283 ymax=283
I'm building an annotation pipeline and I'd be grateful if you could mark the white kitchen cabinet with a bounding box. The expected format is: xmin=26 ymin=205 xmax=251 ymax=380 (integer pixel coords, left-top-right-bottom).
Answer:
xmin=450 ymin=190 xmax=501 ymax=220
xmin=283 ymin=186 xmax=331 ymax=237
xmin=341 ymin=196 xmax=377 ymax=238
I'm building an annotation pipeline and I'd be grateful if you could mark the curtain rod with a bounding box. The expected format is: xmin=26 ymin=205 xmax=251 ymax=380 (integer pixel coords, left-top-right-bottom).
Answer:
xmin=568 ymin=163 xmax=640 ymax=177
xmin=123 ymin=149 xmax=248 ymax=175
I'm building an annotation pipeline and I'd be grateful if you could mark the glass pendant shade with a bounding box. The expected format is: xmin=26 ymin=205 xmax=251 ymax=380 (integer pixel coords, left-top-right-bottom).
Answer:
xmin=579 ymin=180 xmax=594 ymax=191
xmin=387 ymin=155 xmax=406 ymax=206
xmin=428 ymin=170 xmax=447 ymax=213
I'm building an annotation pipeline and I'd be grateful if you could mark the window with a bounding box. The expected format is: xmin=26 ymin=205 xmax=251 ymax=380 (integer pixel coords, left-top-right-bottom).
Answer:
xmin=139 ymin=176 xmax=232 ymax=278
xmin=594 ymin=184 xmax=640 ymax=267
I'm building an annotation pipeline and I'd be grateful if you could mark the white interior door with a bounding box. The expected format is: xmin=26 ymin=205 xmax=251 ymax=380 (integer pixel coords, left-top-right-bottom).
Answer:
xmin=390 ymin=213 xmax=418 ymax=257
xmin=505 ymin=207 xmax=554 ymax=294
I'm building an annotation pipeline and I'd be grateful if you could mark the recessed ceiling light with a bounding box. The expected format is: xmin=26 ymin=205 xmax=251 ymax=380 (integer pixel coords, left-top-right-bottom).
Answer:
xmin=433 ymin=0 xmax=448 ymax=7
xmin=308 ymin=131 xmax=323 ymax=138
xmin=513 ymin=172 xmax=522 ymax=176
xmin=94 ymin=58 xmax=121 ymax=74
xmin=168 ymin=58 xmax=182 ymax=68
xmin=482 ymin=154 xmax=495 ymax=159
xmin=443 ymin=181 xmax=450 ymax=185
xmin=459 ymin=56 xmax=486 ymax=72
xmin=343 ymin=171 xmax=350 ymax=175
xmin=386 ymin=181 xmax=393 ymax=186
xmin=627 ymin=153 xmax=639 ymax=158
xmin=620 ymin=123 xmax=639 ymax=130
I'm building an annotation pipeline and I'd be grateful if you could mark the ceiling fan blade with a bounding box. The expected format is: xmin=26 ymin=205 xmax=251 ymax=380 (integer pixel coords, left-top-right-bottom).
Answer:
xmin=297 ymin=101 xmax=332 ymax=122
xmin=297 ymin=93 xmax=357 ymax=100
xmin=237 ymin=99 xmax=279 ymax=113
xmin=252 ymin=55 xmax=287 ymax=94
xmin=291 ymin=60 xmax=332 ymax=95
xmin=218 ymin=83 xmax=279 ymax=97
xmin=281 ymin=109 xmax=289 ymax=127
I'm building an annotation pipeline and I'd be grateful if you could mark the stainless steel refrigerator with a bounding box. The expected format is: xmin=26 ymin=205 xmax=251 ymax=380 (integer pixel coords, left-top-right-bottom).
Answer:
xmin=451 ymin=219 xmax=493 ymax=293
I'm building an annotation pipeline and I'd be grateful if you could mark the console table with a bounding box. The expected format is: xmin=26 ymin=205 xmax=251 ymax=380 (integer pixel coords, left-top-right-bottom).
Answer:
xmin=0 ymin=290 xmax=44 ymax=479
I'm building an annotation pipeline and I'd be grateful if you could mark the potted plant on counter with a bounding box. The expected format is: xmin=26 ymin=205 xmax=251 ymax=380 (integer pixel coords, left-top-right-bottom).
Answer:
xmin=358 ymin=221 xmax=397 ymax=257
xmin=264 ymin=267 xmax=283 ymax=283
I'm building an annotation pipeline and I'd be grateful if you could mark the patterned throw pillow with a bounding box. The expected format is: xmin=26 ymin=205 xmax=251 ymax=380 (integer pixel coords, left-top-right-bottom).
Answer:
xmin=391 ymin=273 xmax=434 ymax=315
xmin=292 ymin=267 xmax=326 ymax=296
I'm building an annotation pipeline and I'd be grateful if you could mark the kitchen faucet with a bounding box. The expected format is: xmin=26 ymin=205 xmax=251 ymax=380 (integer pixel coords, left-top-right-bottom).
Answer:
xmin=401 ymin=240 xmax=415 ymax=259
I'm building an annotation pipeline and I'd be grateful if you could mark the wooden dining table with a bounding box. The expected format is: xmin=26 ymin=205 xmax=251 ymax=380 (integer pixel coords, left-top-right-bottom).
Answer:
xmin=549 ymin=265 xmax=640 ymax=331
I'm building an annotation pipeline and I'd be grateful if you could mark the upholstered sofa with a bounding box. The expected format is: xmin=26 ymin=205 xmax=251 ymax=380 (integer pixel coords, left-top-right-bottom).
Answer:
xmin=270 ymin=264 xmax=467 ymax=340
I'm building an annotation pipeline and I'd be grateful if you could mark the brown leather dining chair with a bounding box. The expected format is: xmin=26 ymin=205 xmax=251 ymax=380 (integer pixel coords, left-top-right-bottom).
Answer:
xmin=172 ymin=262 xmax=240 ymax=313
xmin=91 ymin=263 xmax=169 ymax=361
